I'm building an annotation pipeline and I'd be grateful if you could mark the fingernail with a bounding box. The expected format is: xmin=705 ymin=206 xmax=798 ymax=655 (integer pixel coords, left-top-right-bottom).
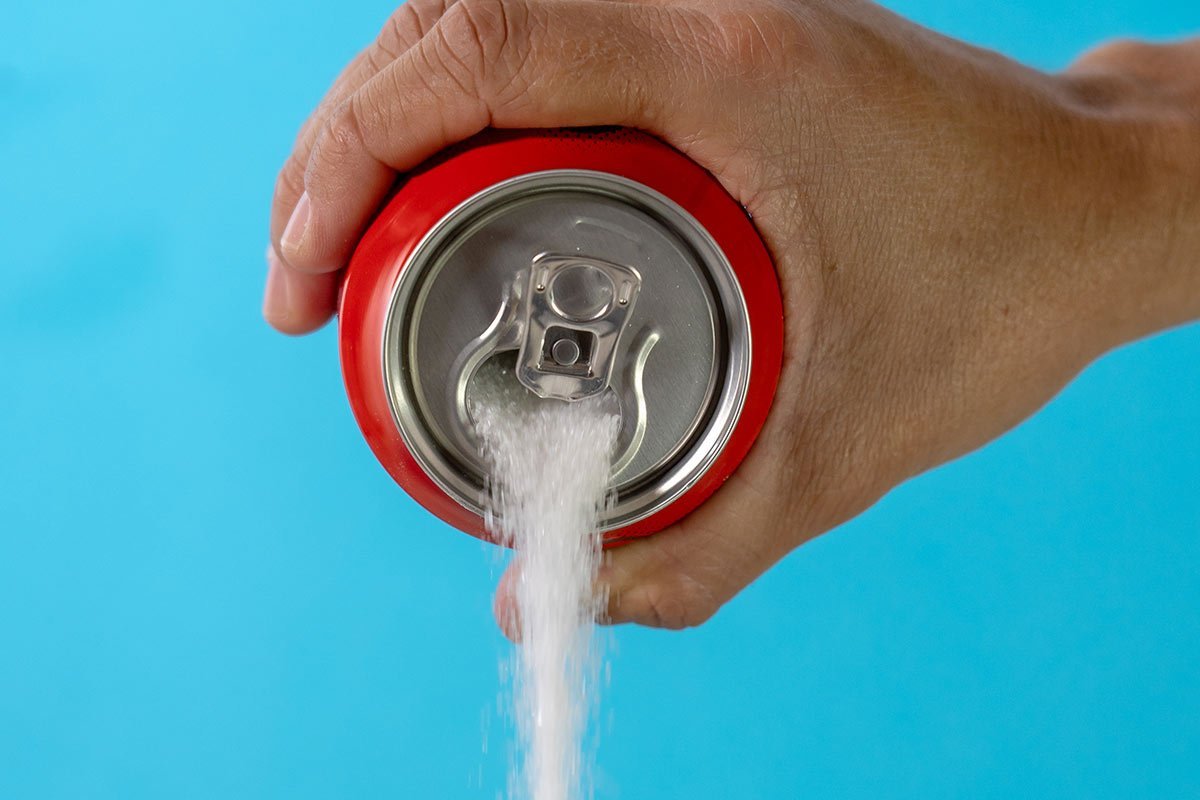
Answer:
xmin=280 ymin=192 xmax=312 ymax=259
xmin=263 ymin=245 xmax=291 ymax=325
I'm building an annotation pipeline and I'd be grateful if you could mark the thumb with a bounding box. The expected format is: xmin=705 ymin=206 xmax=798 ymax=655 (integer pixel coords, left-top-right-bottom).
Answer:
xmin=492 ymin=469 xmax=799 ymax=636
xmin=599 ymin=471 xmax=793 ymax=629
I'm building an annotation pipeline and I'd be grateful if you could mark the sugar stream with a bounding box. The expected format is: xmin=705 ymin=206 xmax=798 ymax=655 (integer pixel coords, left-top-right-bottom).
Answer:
xmin=475 ymin=393 xmax=618 ymax=800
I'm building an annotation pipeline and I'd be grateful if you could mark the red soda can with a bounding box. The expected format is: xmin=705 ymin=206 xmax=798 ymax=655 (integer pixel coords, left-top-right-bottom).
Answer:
xmin=339 ymin=128 xmax=783 ymax=545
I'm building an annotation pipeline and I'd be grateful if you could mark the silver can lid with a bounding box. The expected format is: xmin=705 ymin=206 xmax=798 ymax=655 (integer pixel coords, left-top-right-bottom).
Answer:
xmin=383 ymin=170 xmax=751 ymax=531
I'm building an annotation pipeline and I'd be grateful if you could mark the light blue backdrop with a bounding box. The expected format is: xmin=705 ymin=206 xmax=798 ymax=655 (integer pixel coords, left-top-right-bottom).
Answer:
xmin=1 ymin=2 xmax=1197 ymax=797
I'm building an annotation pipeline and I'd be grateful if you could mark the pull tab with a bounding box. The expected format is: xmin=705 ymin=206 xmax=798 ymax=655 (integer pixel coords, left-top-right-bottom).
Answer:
xmin=516 ymin=253 xmax=642 ymax=401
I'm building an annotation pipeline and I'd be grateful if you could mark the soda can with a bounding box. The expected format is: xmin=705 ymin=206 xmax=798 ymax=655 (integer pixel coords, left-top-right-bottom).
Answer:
xmin=339 ymin=128 xmax=783 ymax=544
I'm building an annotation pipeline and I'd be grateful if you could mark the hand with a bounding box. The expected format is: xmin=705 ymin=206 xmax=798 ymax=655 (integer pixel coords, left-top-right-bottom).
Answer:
xmin=264 ymin=0 xmax=1200 ymax=631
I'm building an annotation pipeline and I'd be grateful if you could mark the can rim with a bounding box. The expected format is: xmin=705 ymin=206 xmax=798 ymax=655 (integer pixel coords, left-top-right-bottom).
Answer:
xmin=380 ymin=169 xmax=751 ymax=532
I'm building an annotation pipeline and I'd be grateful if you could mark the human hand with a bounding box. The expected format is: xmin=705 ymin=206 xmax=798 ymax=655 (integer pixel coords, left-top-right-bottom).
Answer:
xmin=264 ymin=0 xmax=1200 ymax=631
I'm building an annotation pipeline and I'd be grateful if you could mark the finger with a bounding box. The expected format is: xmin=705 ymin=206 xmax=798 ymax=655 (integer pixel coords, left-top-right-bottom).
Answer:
xmin=597 ymin=472 xmax=791 ymax=629
xmin=282 ymin=0 xmax=713 ymax=273
xmin=492 ymin=464 xmax=794 ymax=636
xmin=262 ymin=245 xmax=340 ymax=334
xmin=489 ymin=398 xmax=808 ymax=634
xmin=270 ymin=1 xmax=459 ymax=258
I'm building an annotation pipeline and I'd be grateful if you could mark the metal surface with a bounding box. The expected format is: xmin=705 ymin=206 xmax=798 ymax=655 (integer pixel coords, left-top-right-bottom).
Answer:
xmin=381 ymin=170 xmax=751 ymax=531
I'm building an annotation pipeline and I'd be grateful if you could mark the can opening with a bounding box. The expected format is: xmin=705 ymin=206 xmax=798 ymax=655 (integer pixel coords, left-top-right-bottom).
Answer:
xmin=466 ymin=350 xmax=620 ymax=427
xmin=541 ymin=327 xmax=594 ymax=374
xmin=381 ymin=169 xmax=751 ymax=532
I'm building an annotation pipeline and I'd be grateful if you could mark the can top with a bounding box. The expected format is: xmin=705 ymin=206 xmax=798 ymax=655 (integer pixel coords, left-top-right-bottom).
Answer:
xmin=383 ymin=169 xmax=751 ymax=531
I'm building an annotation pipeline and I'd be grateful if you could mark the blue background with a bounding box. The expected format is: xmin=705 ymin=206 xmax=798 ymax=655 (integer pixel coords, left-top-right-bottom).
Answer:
xmin=2 ymin=1 xmax=1197 ymax=797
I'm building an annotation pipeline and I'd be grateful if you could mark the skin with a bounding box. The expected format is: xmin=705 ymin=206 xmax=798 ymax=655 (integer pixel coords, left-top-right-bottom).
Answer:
xmin=263 ymin=0 xmax=1200 ymax=634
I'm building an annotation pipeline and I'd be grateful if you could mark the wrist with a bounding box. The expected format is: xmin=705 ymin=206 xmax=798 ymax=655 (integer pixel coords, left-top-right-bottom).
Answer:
xmin=1054 ymin=51 xmax=1200 ymax=355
